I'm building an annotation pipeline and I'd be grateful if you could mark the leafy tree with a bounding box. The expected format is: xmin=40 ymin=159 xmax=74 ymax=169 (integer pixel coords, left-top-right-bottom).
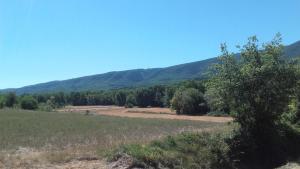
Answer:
xmin=171 ymin=88 xmax=208 ymax=115
xmin=114 ymin=91 xmax=127 ymax=106
xmin=150 ymin=85 xmax=165 ymax=107
xmin=125 ymin=94 xmax=136 ymax=108
xmin=135 ymin=88 xmax=152 ymax=107
xmin=5 ymin=92 xmax=17 ymax=107
xmin=20 ymin=96 xmax=38 ymax=110
xmin=53 ymin=92 xmax=66 ymax=107
xmin=163 ymin=86 xmax=176 ymax=107
xmin=69 ymin=92 xmax=87 ymax=106
xmin=179 ymin=80 xmax=206 ymax=93
xmin=205 ymin=44 xmax=238 ymax=113
xmin=212 ymin=34 xmax=299 ymax=168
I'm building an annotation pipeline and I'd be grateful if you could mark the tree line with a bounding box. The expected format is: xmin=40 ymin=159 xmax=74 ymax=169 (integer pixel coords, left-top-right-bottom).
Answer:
xmin=0 ymin=80 xmax=211 ymax=115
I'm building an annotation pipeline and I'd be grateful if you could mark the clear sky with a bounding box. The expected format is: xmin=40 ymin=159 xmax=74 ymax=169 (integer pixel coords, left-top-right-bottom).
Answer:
xmin=1 ymin=0 xmax=300 ymax=89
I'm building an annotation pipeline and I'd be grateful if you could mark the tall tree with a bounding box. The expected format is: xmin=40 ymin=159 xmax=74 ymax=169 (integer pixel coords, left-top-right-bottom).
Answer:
xmin=212 ymin=34 xmax=299 ymax=168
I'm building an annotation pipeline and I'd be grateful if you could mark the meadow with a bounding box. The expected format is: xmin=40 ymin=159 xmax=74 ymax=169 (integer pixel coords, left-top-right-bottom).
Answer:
xmin=0 ymin=109 xmax=223 ymax=152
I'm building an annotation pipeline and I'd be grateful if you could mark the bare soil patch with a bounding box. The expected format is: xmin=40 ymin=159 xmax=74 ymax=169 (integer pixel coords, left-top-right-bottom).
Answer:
xmin=59 ymin=106 xmax=233 ymax=123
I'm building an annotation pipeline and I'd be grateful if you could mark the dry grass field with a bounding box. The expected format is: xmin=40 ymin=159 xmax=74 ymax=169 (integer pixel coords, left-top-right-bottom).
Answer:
xmin=0 ymin=108 xmax=229 ymax=169
xmin=59 ymin=106 xmax=233 ymax=123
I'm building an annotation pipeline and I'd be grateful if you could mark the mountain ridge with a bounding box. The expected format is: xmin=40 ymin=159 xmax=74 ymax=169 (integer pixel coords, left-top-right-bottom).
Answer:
xmin=2 ymin=40 xmax=300 ymax=94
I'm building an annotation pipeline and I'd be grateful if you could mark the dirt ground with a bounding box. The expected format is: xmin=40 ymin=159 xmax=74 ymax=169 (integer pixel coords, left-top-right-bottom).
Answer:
xmin=58 ymin=106 xmax=233 ymax=123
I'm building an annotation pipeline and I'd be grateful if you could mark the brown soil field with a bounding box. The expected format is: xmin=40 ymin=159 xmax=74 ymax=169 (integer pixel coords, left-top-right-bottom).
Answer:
xmin=59 ymin=106 xmax=233 ymax=123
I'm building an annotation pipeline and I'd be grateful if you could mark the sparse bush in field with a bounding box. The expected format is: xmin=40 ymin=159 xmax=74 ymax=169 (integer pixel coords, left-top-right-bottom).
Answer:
xmin=110 ymin=132 xmax=234 ymax=169
xmin=20 ymin=96 xmax=38 ymax=110
xmin=171 ymin=88 xmax=209 ymax=115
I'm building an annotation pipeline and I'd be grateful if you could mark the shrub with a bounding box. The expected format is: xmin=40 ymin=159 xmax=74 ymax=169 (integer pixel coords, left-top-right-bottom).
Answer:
xmin=110 ymin=132 xmax=233 ymax=169
xmin=171 ymin=88 xmax=209 ymax=115
xmin=20 ymin=96 xmax=38 ymax=110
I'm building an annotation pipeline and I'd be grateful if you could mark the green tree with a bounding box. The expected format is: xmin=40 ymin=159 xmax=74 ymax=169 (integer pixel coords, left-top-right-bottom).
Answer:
xmin=212 ymin=34 xmax=299 ymax=168
xmin=205 ymin=44 xmax=238 ymax=113
xmin=135 ymin=88 xmax=152 ymax=107
xmin=114 ymin=91 xmax=127 ymax=106
xmin=0 ymin=95 xmax=5 ymax=108
xmin=20 ymin=96 xmax=38 ymax=110
xmin=125 ymin=94 xmax=136 ymax=108
xmin=163 ymin=86 xmax=176 ymax=107
xmin=171 ymin=88 xmax=208 ymax=115
xmin=5 ymin=92 xmax=17 ymax=108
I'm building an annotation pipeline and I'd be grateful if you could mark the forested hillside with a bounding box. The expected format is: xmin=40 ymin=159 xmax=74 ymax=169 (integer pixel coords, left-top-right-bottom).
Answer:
xmin=2 ymin=40 xmax=300 ymax=94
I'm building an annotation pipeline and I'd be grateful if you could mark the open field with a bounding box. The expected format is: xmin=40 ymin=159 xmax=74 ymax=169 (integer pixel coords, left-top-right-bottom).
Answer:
xmin=0 ymin=109 xmax=227 ymax=168
xmin=59 ymin=106 xmax=233 ymax=123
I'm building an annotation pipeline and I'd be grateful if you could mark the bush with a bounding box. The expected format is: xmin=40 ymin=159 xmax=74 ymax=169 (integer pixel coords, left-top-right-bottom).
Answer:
xmin=109 ymin=131 xmax=233 ymax=169
xmin=20 ymin=96 xmax=38 ymax=110
xmin=171 ymin=88 xmax=209 ymax=115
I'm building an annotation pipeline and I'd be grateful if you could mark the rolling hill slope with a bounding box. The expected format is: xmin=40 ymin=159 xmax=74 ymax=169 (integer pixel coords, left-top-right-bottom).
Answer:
xmin=2 ymin=40 xmax=300 ymax=94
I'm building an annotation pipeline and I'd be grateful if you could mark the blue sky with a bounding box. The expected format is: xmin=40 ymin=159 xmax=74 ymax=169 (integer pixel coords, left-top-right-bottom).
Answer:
xmin=1 ymin=0 xmax=300 ymax=89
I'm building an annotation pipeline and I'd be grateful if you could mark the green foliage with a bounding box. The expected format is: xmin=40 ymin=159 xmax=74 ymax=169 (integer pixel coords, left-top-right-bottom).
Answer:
xmin=133 ymin=86 xmax=165 ymax=108
xmin=110 ymin=131 xmax=233 ymax=169
xmin=171 ymin=88 xmax=208 ymax=115
xmin=205 ymin=44 xmax=238 ymax=113
xmin=135 ymin=88 xmax=152 ymax=107
xmin=211 ymin=34 xmax=300 ymax=168
xmin=69 ymin=92 xmax=87 ymax=106
xmin=20 ymin=95 xmax=38 ymax=110
xmin=179 ymin=80 xmax=206 ymax=93
xmin=206 ymin=111 xmax=230 ymax=117
xmin=162 ymin=86 xmax=176 ymax=107
xmin=125 ymin=94 xmax=136 ymax=108
xmin=0 ymin=95 xmax=5 ymax=109
xmin=114 ymin=91 xmax=127 ymax=106
xmin=5 ymin=92 xmax=17 ymax=108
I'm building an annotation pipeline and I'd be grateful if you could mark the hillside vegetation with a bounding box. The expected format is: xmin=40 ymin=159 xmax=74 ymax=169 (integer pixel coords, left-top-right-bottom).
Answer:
xmin=2 ymin=41 xmax=300 ymax=94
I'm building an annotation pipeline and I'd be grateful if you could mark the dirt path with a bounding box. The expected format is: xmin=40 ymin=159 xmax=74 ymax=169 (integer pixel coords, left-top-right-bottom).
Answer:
xmin=59 ymin=106 xmax=233 ymax=123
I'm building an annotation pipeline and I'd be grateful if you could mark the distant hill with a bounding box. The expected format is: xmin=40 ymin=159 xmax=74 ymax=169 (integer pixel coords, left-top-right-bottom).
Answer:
xmin=2 ymin=40 xmax=300 ymax=94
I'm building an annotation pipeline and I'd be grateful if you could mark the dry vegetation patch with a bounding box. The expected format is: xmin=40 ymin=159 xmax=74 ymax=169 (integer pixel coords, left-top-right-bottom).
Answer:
xmin=60 ymin=106 xmax=233 ymax=123
xmin=0 ymin=109 xmax=226 ymax=168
